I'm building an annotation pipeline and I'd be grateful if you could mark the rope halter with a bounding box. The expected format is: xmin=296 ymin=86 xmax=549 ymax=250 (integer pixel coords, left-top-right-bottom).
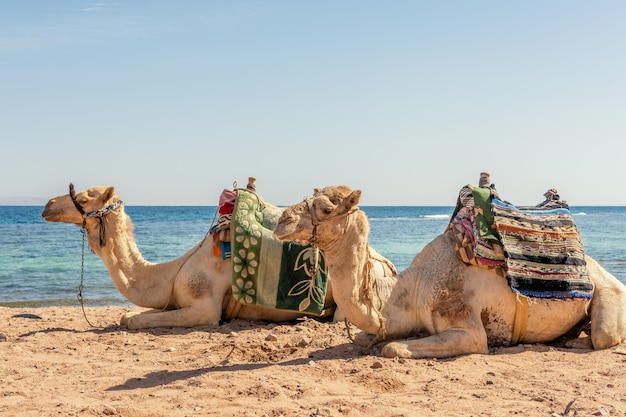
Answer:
xmin=303 ymin=194 xmax=358 ymax=245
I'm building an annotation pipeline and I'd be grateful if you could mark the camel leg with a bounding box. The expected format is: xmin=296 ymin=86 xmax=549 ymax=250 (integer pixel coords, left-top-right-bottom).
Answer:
xmin=589 ymin=279 xmax=626 ymax=349
xmin=354 ymin=317 xmax=489 ymax=359
xmin=381 ymin=327 xmax=489 ymax=359
xmin=586 ymin=258 xmax=626 ymax=349
xmin=122 ymin=306 xmax=221 ymax=329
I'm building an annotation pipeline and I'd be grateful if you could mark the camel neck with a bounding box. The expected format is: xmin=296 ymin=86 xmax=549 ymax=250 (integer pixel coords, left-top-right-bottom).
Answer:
xmin=320 ymin=211 xmax=391 ymax=334
xmin=88 ymin=210 xmax=180 ymax=309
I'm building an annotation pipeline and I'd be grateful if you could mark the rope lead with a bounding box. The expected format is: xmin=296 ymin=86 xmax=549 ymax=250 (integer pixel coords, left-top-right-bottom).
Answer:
xmin=77 ymin=227 xmax=100 ymax=328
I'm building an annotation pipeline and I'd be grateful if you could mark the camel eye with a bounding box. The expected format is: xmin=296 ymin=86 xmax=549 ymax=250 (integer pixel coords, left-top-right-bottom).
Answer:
xmin=323 ymin=207 xmax=333 ymax=215
xmin=78 ymin=197 xmax=88 ymax=204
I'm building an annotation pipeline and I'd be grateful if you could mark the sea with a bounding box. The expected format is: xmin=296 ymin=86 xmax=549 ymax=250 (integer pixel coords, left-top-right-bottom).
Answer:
xmin=1 ymin=205 xmax=626 ymax=308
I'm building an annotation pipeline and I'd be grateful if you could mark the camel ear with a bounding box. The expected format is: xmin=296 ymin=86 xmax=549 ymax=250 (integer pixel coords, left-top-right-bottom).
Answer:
xmin=103 ymin=186 xmax=116 ymax=202
xmin=345 ymin=190 xmax=361 ymax=209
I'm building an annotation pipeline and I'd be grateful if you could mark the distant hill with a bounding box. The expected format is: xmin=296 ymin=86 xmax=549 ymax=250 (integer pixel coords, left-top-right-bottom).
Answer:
xmin=0 ymin=197 xmax=48 ymax=206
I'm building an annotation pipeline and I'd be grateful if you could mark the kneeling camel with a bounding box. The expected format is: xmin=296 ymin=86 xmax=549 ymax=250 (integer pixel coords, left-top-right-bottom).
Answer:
xmin=273 ymin=185 xmax=626 ymax=359
xmin=41 ymin=183 xmax=344 ymax=329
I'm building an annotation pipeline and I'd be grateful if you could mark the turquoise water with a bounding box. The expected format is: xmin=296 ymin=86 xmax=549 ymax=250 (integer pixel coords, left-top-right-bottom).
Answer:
xmin=1 ymin=205 xmax=625 ymax=307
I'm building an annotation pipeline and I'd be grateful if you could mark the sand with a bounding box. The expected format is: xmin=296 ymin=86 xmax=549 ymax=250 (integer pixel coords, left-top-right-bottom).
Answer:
xmin=1 ymin=306 xmax=625 ymax=417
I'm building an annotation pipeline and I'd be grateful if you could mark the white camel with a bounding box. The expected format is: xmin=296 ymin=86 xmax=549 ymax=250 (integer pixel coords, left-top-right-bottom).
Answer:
xmin=273 ymin=185 xmax=626 ymax=359
xmin=41 ymin=183 xmax=344 ymax=329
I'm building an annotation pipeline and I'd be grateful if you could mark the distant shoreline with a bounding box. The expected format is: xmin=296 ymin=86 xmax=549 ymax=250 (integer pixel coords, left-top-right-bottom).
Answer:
xmin=0 ymin=197 xmax=48 ymax=206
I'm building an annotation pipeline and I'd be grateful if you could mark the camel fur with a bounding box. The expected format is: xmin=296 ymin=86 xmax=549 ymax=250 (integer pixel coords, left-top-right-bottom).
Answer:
xmin=41 ymin=184 xmax=341 ymax=329
xmin=273 ymin=185 xmax=626 ymax=359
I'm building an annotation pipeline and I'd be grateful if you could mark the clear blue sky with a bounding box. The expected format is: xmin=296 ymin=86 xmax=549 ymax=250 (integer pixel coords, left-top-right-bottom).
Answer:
xmin=2 ymin=1 xmax=625 ymax=206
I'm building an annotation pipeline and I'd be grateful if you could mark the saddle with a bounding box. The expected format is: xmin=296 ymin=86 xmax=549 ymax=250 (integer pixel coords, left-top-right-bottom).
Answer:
xmin=210 ymin=180 xmax=331 ymax=316
xmin=449 ymin=174 xmax=593 ymax=299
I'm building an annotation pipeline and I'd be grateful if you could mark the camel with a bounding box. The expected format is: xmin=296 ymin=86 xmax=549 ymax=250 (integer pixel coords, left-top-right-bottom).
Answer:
xmin=273 ymin=185 xmax=626 ymax=359
xmin=41 ymin=182 xmax=345 ymax=329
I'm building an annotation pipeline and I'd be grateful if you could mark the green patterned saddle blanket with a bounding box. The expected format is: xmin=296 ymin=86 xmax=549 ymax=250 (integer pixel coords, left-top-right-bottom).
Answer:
xmin=230 ymin=189 xmax=329 ymax=315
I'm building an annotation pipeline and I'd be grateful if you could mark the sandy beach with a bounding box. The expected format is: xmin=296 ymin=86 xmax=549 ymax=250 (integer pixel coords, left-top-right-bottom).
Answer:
xmin=1 ymin=306 xmax=625 ymax=417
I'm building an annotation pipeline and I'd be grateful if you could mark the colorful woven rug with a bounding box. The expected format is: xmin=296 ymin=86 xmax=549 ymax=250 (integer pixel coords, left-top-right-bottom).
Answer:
xmin=491 ymin=199 xmax=593 ymax=299
xmin=231 ymin=189 xmax=329 ymax=315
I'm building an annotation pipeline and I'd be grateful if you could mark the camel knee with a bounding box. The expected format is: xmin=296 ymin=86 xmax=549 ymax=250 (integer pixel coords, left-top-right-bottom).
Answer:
xmin=590 ymin=309 xmax=626 ymax=349
xmin=591 ymin=329 xmax=623 ymax=350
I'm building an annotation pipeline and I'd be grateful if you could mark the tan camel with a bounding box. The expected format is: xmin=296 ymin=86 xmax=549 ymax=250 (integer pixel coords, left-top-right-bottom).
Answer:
xmin=41 ymin=183 xmax=342 ymax=329
xmin=273 ymin=185 xmax=626 ymax=359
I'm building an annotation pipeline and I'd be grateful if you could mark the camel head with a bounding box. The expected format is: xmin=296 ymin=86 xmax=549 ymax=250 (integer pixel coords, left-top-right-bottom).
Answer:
xmin=42 ymin=184 xmax=118 ymax=226
xmin=274 ymin=185 xmax=361 ymax=245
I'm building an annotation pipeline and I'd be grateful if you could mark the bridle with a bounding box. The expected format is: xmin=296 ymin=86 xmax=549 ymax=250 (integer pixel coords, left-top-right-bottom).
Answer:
xmin=303 ymin=195 xmax=358 ymax=245
xmin=69 ymin=183 xmax=124 ymax=248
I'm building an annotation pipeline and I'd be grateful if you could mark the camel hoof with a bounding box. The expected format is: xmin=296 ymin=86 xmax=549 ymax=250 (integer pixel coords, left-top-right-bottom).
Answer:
xmin=381 ymin=342 xmax=412 ymax=359
xmin=565 ymin=337 xmax=593 ymax=350
xmin=353 ymin=331 xmax=376 ymax=347
xmin=120 ymin=311 xmax=140 ymax=328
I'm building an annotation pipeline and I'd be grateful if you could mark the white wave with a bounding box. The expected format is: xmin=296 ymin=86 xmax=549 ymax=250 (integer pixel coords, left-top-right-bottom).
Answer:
xmin=422 ymin=214 xmax=450 ymax=219
xmin=369 ymin=217 xmax=416 ymax=222
xmin=370 ymin=215 xmax=450 ymax=222
xmin=572 ymin=212 xmax=587 ymax=216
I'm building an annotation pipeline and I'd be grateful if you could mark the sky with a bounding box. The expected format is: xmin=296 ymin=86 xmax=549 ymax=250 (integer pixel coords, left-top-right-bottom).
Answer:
xmin=1 ymin=1 xmax=625 ymax=206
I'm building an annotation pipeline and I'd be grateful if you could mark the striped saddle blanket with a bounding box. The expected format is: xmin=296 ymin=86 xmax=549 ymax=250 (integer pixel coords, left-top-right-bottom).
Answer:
xmin=491 ymin=199 xmax=593 ymax=299
xmin=450 ymin=189 xmax=594 ymax=299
